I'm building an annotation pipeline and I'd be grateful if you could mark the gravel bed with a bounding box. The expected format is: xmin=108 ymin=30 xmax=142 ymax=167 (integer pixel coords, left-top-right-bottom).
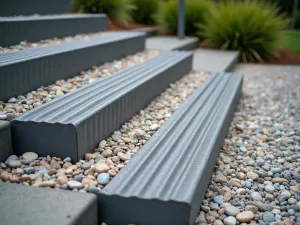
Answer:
xmin=0 ymin=31 xmax=112 ymax=54
xmin=0 ymin=50 xmax=161 ymax=120
xmin=0 ymin=71 xmax=210 ymax=193
xmin=195 ymin=65 xmax=300 ymax=225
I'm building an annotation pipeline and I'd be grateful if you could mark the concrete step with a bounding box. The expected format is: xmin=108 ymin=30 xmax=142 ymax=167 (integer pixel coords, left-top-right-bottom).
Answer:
xmin=146 ymin=36 xmax=198 ymax=51
xmin=0 ymin=0 xmax=71 ymax=16
xmin=11 ymin=51 xmax=193 ymax=161
xmin=0 ymin=14 xmax=107 ymax=47
xmin=98 ymin=72 xmax=243 ymax=225
xmin=0 ymin=31 xmax=146 ymax=101
xmin=0 ymin=182 xmax=97 ymax=225
xmin=193 ymin=49 xmax=239 ymax=72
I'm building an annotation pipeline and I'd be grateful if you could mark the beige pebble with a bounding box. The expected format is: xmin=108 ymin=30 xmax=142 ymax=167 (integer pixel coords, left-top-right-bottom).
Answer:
xmin=94 ymin=163 xmax=110 ymax=173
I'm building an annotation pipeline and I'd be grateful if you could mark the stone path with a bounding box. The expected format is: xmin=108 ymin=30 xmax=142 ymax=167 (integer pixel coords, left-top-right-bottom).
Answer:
xmin=195 ymin=64 xmax=300 ymax=225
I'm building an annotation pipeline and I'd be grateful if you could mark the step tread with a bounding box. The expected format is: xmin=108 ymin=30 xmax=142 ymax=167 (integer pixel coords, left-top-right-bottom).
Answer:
xmin=11 ymin=51 xmax=193 ymax=161
xmin=0 ymin=32 xmax=142 ymax=66
xmin=0 ymin=182 xmax=97 ymax=225
xmin=99 ymin=72 xmax=243 ymax=225
xmin=0 ymin=14 xmax=106 ymax=22
xmin=146 ymin=36 xmax=199 ymax=51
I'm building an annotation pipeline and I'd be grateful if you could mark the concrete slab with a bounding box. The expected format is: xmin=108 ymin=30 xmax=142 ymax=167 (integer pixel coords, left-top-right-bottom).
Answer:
xmin=193 ymin=49 xmax=239 ymax=72
xmin=146 ymin=36 xmax=198 ymax=51
xmin=0 ymin=121 xmax=13 ymax=162
xmin=0 ymin=183 xmax=98 ymax=225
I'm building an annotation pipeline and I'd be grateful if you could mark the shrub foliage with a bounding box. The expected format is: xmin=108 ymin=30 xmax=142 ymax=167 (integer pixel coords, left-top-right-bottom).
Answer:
xmin=72 ymin=0 xmax=135 ymax=25
xmin=131 ymin=0 xmax=159 ymax=25
xmin=199 ymin=0 xmax=288 ymax=62
xmin=156 ymin=0 xmax=213 ymax=37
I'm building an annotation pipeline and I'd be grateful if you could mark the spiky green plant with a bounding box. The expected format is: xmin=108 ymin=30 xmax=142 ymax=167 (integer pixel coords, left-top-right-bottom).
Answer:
xmin=131 ymin=0 xmax=159 ymax=25
xmin=156 ymin=0 xmax=213 ymax=37
xmin=199 ymin=0 xmax=288 ymax=62
xmin=72 ymin=0 xmax=135 ymax=26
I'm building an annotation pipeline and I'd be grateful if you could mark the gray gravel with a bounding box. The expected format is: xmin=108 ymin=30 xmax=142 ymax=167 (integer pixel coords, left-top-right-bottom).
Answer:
xmin=0 ymin=50 xmax=160 ymax=119
xmin=0 ymin=71 xmax=209 ymax=193
xmin=195 ymin=64 xmax=300 ymax=225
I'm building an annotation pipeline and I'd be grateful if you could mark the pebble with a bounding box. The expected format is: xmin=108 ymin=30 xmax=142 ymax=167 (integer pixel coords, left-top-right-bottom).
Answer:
xmin=7 ymin=160 xmax=21 ymax=168
xmin=94 ymin=163 xmax=110 ymax=173
xmin=67 ymin=181 xmax=82 ymax=189
xmin=224 ymin=216 xmax=237 ymax=225
xmin=263 ymin=212 xmax=275 ymax=223
xmin=22 ymin=152 xmax=38 ymax=163
xmin=225 ymin=205 xmax=240 ymax=216
xmin=236 ymin=211 xmax=254 ymax=223
xmin=39 ymin=180 xmax=56 ymax=187
xmin=250 ymin=192 xmax=263 ymax=201
xmin=97 ymin=173 xmax=110 ymax=185
xmin=57 ymin=175 xmax=68 ymax=185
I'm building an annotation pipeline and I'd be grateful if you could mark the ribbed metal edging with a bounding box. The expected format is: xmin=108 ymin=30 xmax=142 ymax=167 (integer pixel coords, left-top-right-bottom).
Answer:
xmin=11 ymin=51 xmax=193 ymax=161
xmin=0 ymin=14 xmax=107 ymax=47
xmin=98 ymin=72 xmax=244 ymax=225
xmin=0 ymin=0 xmax=71 ymax=16
xmin=0 ymin=32 xmax=146 ymax=101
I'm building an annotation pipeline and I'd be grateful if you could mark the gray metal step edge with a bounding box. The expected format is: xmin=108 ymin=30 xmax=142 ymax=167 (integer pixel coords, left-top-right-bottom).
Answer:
xmin=0 ymin=14 xmax=107 ymax=47
xmin=0 ymin=31 xmax=146 ymax=101
xmin=130 ymin=27 xmax=158 ymax=37
xmin=0 ymin=182 xmax=98 ymax=225
xmin=0 ymin=121 xmax=13 ymax=162
xmin=11 ymin=51 xmax=193 ymax=161
xmin=0 ymin=0 xmax=71 ymax=16
xmin=98 ymin=72 xmax=244 ymax=225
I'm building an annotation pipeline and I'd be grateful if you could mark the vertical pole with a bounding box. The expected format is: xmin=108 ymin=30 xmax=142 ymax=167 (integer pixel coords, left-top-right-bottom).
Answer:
xmin=178 ymin=0 xmax=185 ymax=39
xmin=291 ymin=0 xmax=298 ymax=29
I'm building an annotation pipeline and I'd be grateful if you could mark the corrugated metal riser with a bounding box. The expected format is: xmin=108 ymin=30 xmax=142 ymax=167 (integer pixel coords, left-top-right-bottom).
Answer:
xmin=98 ymin=73 xmax=243 ymax=225
xmin=11 ymin=52 xmax=193 ymax=161
xmin=0 ymin=15 xmax=107 ymax=47
xmin=0 ymin=0 xmax=71 ymax=16
xmin=0 ymin=33 xmax=145 ymax=101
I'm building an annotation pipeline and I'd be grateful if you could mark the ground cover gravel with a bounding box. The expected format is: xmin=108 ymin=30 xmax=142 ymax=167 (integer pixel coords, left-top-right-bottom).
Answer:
xmin=0 ymin=31 xmax=111 ymax=54
xmin=195 ymin=65 xmax=300 ymax=225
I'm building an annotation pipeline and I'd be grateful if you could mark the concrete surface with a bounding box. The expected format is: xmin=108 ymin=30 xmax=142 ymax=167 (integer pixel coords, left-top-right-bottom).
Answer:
xmin=0 ymin=182 xmax=98 ymax=225
xmin=193 ymin=49 xmax=239 ymax=72
xmin=146 ymin=36 xmax=199 ymax=51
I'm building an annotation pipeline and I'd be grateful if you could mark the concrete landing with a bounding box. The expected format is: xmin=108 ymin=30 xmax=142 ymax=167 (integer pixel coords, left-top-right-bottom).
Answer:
xmin=146 ymin=36 xmax=198 ymax=51
xmin=193 ymin=49 xmax=239 ymax=72
xmin=0 ymin=183 xmax=98 ymax=225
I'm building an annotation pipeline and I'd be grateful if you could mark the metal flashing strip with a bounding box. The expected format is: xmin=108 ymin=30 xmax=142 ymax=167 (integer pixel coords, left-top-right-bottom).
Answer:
xmin=0 ymin=0 xmax=71 ymax=16
xmin=0 ymin=32 xmax=146 ymax=101
xmin=11 ymin=51 xmax=193 ymax=161
xmin=98 ymin=72 xmax=243 ymax=225
xmin=0 ymin=14 xmax=107 ymax=46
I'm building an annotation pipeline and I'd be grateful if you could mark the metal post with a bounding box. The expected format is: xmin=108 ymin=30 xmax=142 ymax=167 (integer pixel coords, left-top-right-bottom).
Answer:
xmin=178 ymin=0 xmax=185 ymax=39
xmin=291 ymin=0 xmax=298 ymax=29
